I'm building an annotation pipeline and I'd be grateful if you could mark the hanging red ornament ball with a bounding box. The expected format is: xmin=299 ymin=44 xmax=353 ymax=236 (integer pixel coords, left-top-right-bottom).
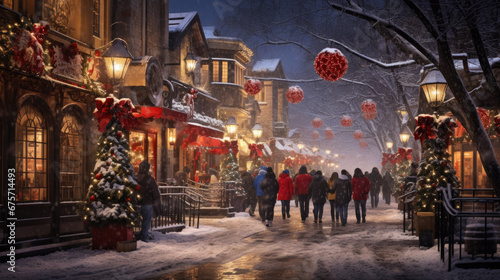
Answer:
xmin=116 ymin=131 xmax=123 ymax=138
xmin=312 ymin=118 xmax=323 ymax=128
xmin=362 ymin=110 xmax=377 ymax=120
xmin=190 ymin=88 xmax=198 ymax=94
xmin=312 ymin=131 xmax=320 ymax=139
xmin=324 ymin=128 xmax=335 ymax=140
xmin=90 ymin=195 xmax=96 ymax=202
xmin=361 ymin=99 xmax=377 ymax=113
xmin=244 ymin=79 xmax=262 ymax=96
xmin=95 ymin=173 xmax=102 ymax=180
xmin=432 ymin=183 xmax=436 ymax=188
xmin=495 ymin=113 xmax=500 ymax=136
xmin=340 ymin=115 xmax=352 ymax=127
xmin=286 ymin=86 xmax=304 ymax=104
xmin=314 ymin=48 xmax=348 ymax=81
xmin=477 ymin=107 xmax=490 ymax=129
xmin=111 ymin=153 xmax=115 ymax=156
xmin=126 ymin=197 xmax=131 ymax=202
xmin=353 ymin=130 xmax=363 ymax=140
xmin=359 ymin=140 xmax=368 ymax=148
xmin=136 ymin=185 xmax=140 ymax=191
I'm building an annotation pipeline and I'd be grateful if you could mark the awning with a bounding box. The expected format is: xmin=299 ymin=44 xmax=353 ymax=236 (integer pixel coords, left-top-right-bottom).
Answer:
xmin=133 ymin=106 xmax=187 ymax=122
xmin=184 ymin=122 xmax=225 ymax=138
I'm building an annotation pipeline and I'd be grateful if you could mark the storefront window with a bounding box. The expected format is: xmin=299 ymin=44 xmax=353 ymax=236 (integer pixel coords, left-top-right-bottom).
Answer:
xmin=453 ymin=151 xmax=461 ymax=185
xmin=15 ymin=104 xmax=47 ymax=201
xmin=60 ymin=114 xmax=84 ymax=201
xmin=463 ymin=151 xmax=473 ymax=188
xmin=130 ymin=131 xmax=156 ymax=179
xmin=148 ymin=133 xmax=157 ymax=179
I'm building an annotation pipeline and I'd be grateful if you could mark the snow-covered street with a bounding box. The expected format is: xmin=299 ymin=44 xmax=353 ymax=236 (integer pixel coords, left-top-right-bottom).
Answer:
xmin=1 ymin=202 xmax=498 ymax=280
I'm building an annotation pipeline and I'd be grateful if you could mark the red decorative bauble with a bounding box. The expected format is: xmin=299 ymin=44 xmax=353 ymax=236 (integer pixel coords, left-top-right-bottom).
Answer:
xmin=340 ymin=115 xmax=352 ymax=127
xmin=353 ymin=130 xmax=363 ymax=140
xmin=314 ymin=48 xmax=348 ymax=81
xmin=286 ymin=86 xmax=304 ymax=104
xmin=190 ymin=88 xmax=198 ymax=94
xmin=361 ymin=99 xmax=376 ymax=113
xmin=477 ymin=107 xmax=490 ymax=129
xmin=312 ymin=131 xmax=320 ymax=139
xmin=324 ymin=128 xmax=335 ymax=140
xmin=312 ymin=118 xmax=323 ymax=128
xmin=90 ymin=195 xmax=96 ymax=202
xmin=116 ymin=131 xmax=123 ymax=138
xmin=126 ymin=197 xmax=131 ymax=202
xmin=136 ymin=185 xmax=140 ymax=191
xmin=244 ymin=79 xmax=262 ymax=96
xmin=95 ymin=173 xmax=102 ymax=180
xmin=495 ymin=113 xmax=500 ymax=136
xmin=362 ymin=110 xmax=377 ymax=120
xmin=359 ymin=140 xmax=368 ymax=148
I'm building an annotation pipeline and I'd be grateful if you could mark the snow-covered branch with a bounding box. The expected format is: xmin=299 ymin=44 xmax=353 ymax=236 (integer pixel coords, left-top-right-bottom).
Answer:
xmin=253 ymin=40 xmax=316 ymax=57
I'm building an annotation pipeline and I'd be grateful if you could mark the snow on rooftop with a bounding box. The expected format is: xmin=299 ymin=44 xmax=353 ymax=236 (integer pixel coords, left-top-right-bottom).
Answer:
xmin=252 ymin=59 xmax=281 ymax=72
xmin=454 ymin=57 xmax=500 ymax=71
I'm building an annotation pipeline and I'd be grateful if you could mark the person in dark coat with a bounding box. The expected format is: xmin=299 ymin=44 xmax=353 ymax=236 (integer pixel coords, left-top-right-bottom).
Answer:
xmin=332 ymin=169 xmax=353 ymax=226
xmin=259 ymin=167 xmax=280 ymax=226
xmin=308 ymin=170 xmax=330 ymax=223
xmin=352 ymin=168 xmax=371 ymax=224
xmin=174 ymin=166 xmax=191 ymax=186
xmin=136 ymin=160 xmax=161 ymax=242
xmin=327 ymin=172 xmax=339 ymax=222
xmin=368 ymin=167 xmax=383 ymax=208
xmin=254 ymin=166 xmax=267 ymax=221
xmin=382 ymin=171 xmax=394 ymax=205
xmin=278 ymin=169 xmax=294 ymax=219
xmin=241 ymin=171 xmax=256 ymax=216
xmin=294 ymin=165 xmax=313 ymax=222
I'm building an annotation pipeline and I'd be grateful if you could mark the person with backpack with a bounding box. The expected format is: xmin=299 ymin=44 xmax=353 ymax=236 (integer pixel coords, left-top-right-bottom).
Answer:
xmin=308 ymin=170 xmax=330 ymax=223
xmin=331 ymin=169 xmax=352 ymax=226
xmin=260 ymin=167 xmax=280 ymax=226
xmin=294 ymin=165 xmax=313 ymax=222
xmin=352 ymin=168 xmax=371 ymax=224
xmin=278 ymin=169 xmax=294 ymax=219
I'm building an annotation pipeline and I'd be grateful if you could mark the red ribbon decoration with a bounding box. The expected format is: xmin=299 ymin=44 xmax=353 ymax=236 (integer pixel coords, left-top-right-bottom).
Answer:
xmin=414 ymin=115 xmax=437 ymax=146
xmin=248 ymin=144 xmax=264 ymax=159
xmin=495 ymin=114 xmax=500 ymax=136
xmin=437 ymin=118 xmax=457 ymax=148
xmin=94 ymin=96 xmax=137 ymax=132
xmin=396 ymin=148 xmax=413 ymax=163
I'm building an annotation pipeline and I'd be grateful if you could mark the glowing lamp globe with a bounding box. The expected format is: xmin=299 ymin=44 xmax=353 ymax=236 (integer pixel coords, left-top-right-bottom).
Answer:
xmin=102 ymin=39 xmax=133 ymax=86
xmin=420 ymin=69 xmax=447 ymax=111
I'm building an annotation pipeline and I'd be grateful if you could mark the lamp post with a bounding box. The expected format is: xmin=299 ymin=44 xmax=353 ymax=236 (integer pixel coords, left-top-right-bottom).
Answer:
xmin=420 ymin=69 xmax=448 ymax=114
xmin=399 ymin=127 xmax=411 ymax=148
xmin=252 ymin=123 xmax=263 ymax=143
xmin=185 ymin=52 xmax=198 ymax=73
xmin=386 ymin=141 xmax=393 ymax=153
xmin=297 ymin=142 xmax=304 ymax=151
xmin=102 ymin=38 xmax=133 ymax=92
xmin=397 ymin=106 xmax=408 ymax=121
xmin=225 ymin=116 xmax=238 ymax=139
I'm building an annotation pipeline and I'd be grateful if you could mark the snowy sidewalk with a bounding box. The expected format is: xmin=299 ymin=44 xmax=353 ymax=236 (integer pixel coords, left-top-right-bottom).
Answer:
xmin=1 ymin=202 xmax=498 ymax=279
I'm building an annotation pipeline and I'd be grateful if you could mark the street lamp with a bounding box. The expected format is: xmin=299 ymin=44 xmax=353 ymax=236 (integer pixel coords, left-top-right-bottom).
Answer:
xmin=334 ymin=153 xmax=339 ymax=158
xmin=102 ymin=38 xmax=133 ymax=90
xmin=386 ymin=141 xmax=393 ymax=152
xmin=397 ymin=106 xmax=408 ymax=120
xmin=297 ymin=142 xmax=304 ymax=151
xmin=185 ymin=52 xmax=198 ymax=73
xmin=252 ymin=123 xmax=263 ymax=142
xmin=420 ymin=69 xmax=448 ymax=112
xmin=399 ymin=127 xmax=411 ymax=148
xmin=325 ymin=150 xmax=331 ymax=155
xmin=312 ymin=146 xmax=318 ymax=153
xmin=225 ymin=116 xmax=238 ymax=137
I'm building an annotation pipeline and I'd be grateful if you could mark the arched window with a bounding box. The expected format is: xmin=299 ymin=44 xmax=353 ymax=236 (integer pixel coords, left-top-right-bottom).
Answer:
xmin=60 ymin=113 xmax=84 ymax=201
xmin=15 ymin=104 xmax=48 ymax=201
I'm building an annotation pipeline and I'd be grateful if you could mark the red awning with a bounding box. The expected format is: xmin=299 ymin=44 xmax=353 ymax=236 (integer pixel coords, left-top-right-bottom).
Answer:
xmin=184 ymin=122 xmax=225 ymax=139
xmin=189 ymin=135 xmax=224 ymax=147
xmin=133 ymin=106 xmax=187 ymax=122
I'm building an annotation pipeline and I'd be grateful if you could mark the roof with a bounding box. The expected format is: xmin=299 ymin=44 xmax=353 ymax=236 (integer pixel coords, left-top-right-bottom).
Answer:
xmin=252 ymin=59 xmax=281 ymax=72
xmin=169 ymin=12 xmax=208 ymax=55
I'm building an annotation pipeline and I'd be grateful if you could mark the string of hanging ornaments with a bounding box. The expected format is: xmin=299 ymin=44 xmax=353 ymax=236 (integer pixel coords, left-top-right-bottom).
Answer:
xmin=325 ymin=128 xmax=335 ymax=140
xmin=244 ymin=79 xmax=262 ymax=96
xmin=359 ymin=140 xmax=369 ymax=148
xmin=312 ymin=117 xmax=323 ymax=128
xmin=361 ymin=99 xmax=377 ymax=120
xmin=312 ymin=130 xmax=320 ymax=139
xmin=314 ymin=48 xmax=348 ymax=81
xmin=286 ymin=85 xmax=304 ymax=104
xmin=477 ymin=107 xmax=490 ymax=129
xmin=353 ymin=130 xmax=363 ymax=140
xmin=340 ymin=115 xmax=352 ymax=127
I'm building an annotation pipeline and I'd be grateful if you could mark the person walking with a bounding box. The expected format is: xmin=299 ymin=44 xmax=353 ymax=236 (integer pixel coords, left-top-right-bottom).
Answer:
xmin=382 ymin=171 xmax=394 ymax=205
xmin=331 ymin=169 xmax=352 ymax=226
xmin=136 ymin=160 xmax=161 ymax=242
xmin=254 ymin=166 xmax=267 ymax=222
xmin=308 ymin=170 xmax=329 ymax=223
xmin=294 ymin=165 xmax=313 ymax=222
xmin=278 ymin=169 xmax=294 ymax=219
xmin=260 ymin=167 xmax=280 ymax=226
xmin=352 ymin=168 xmax=371 ymax=224
xmin=327 ymin=172 xmax=339 ymax=222
xmin=241 ymin=171 xmax=257 ymax=216
xmin=368 ymin=167 xmax=383 ymax=208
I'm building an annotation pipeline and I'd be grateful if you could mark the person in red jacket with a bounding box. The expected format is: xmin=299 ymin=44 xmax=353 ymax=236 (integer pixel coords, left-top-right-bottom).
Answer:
xmin=278 ymin=169 xmax=294 ymax=219
xmin=351 ymin=168 xmax=371 ymax=224
xmin=294 ymin=165 xmax=313 ymax=222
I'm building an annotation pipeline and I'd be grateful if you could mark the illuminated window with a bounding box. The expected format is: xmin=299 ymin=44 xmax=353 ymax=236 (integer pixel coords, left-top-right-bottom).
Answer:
xmin=258 ymin=81 xmax=272 ymax=102
xmin=60 ymin=114 xmax=84 ymax=201
xmin=463 ymin=151 xmax=473 ymax=188
xmin=130 ymin=131 xmax=157 ymax=179
xmin=201 ymin=64 xmax=209 ymax=86
xmin=212 ymin=61 xmax=220 ymax=82
xmin=453 ymin=151 xmax=461 ymax=185
xmin=2 ymin=0 xmax=13 ymax=9
xmin=277 ymin=88 xmax=284 ymax=122
xmin=222 ymin=61 xmax=228 ymax=83
xmin=93 ymin=0 xmax=100 ymax=37
xmin=15 ymin=104 xmax=47 ymax=201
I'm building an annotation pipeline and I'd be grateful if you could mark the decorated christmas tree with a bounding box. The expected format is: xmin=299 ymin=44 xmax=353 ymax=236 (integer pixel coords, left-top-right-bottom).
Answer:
xmin=392 ymin=148 xmax=413 ymax=197
xmin=220 ymin=149 xmax=240 ymax=182
xmin=414 ymin=115 xmax=460 ymax=212
xmin=81 ymin=97 xmax=140 ymax=227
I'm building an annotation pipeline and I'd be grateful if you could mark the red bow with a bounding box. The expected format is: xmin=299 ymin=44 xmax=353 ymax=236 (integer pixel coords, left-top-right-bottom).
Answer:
xmin=381 ymin=153 xmax=392 ymax=166
xmin=94 ymin=96 xmax=137 ymax=132
xmin=414 ymin=115 xmax=437 ymax=146
xmin=437 ymin=118 xmax=457 ymax=148
xmin=248 ymin=143 xmax=264 ymax=159
xmin=495 ymin=114 xmax=500 ymax=136
xmin=396 ymin=148 xmax=413 ymax=163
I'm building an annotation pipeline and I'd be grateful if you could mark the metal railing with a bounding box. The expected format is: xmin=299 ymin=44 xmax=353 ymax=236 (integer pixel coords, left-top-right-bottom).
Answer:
xmin=399 ymin=189 xmax=417 ymax=234
xmin=437 ymin=185 xmax=500 ymax=271
xmin=186 ymin=179 xmax=237 ymax=209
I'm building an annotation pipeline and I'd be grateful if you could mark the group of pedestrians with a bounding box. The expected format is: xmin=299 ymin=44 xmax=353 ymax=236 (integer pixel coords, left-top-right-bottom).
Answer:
xmin=242 ymin=164 xmax=395 ymax=227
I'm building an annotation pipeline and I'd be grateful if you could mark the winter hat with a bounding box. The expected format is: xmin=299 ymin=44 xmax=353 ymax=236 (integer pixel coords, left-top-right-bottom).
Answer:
xmin=316 ymin=170 xmax=322 ymax=176
xmin=260 ymin=166 xmax=267 ymax=170
xmin=267 ymin=167 xmax=274 ymax=173
xmin=283 ymin=169 xmax=289 ymax=174
xmin=139 ymin=160 xmax=150 ymax=173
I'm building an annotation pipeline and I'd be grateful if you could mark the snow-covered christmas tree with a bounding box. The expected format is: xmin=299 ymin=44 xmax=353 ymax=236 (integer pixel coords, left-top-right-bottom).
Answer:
xmin=220 ymin=149 xmax=240 ymax=182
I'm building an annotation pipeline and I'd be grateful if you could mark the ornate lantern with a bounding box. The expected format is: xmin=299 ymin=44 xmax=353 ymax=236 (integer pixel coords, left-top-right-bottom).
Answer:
xmin=340 ymin=115 xmax=352 ymax=127
xmin=353 ymin=130 xmax=363 ymax=140
xmin=312 ymin=118 xmax=323 ymax=128
xmin=314 ymin=48 xmax=348 ymax=81
xmin=286 ymin=86 xmax=304 ymax=104
xmin=244 ymin=79 xmax=262 ymax=96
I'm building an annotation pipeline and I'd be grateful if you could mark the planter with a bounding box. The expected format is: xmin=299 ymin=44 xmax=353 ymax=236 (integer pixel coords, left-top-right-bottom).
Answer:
xmin=464 ymin=223 xmax=497 ymax=256
xmin=117 ymin=240 xmax=137 ymax=252
xmin=92 ymin=224 xmax=133 ymax=250
xmin=414 ymin=212 xmax=435 ymax=238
